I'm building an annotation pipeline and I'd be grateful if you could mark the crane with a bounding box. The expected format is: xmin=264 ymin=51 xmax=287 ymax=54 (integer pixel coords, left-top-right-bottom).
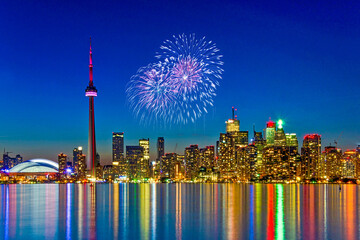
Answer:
xmin=334 ymin=131 xmax=343 ymax=149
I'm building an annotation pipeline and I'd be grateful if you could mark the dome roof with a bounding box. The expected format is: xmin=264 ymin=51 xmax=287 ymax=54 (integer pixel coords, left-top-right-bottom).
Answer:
xmin=9 ymin=159 xmax=59 ymax=173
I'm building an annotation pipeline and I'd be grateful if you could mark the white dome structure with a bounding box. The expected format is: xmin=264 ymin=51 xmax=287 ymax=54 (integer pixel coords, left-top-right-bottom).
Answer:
xmin=9 ymin=159 xmax=59 ymax=173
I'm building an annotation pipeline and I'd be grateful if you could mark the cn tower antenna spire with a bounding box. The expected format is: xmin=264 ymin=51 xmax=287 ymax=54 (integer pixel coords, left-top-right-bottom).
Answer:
xmin=89 ymin=37 xmax=93 ymax=87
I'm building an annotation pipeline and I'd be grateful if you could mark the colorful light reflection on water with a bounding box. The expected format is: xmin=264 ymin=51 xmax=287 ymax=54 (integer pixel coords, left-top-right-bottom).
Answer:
xmin=0 ymin=184 xmax=359 ymax=239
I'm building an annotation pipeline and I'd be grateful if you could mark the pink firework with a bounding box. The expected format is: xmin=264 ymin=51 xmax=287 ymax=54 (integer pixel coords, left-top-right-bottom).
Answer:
xmin=171 ymin=56 xmax=202 ymax=94
xmin=126 ymin=63 xmax=178 ymax=124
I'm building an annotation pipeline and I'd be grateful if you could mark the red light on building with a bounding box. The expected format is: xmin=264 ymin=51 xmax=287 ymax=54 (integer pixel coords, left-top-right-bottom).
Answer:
xmin=266 ymin=120 xmax=276 ymax=128
xmin=303 ymin=134 xmax=321 ymax=140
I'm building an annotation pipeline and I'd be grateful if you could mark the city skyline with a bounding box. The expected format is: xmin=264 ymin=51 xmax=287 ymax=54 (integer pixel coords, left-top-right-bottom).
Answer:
xmin=1 ymin=1 xmax=359 ymax=163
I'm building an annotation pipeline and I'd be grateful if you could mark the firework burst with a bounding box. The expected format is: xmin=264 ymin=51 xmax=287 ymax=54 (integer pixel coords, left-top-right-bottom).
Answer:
xmin=127 ymin=34 xmax=223 ymax=125
xmin=157 ymin=34 xmax=223 ymax=123
xmin=126 ymin=62 xmax=178 ymax=124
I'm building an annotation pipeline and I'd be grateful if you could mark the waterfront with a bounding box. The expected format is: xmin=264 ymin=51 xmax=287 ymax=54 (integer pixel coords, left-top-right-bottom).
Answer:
xmin=0 ymin=183 xmax=359 ymax=240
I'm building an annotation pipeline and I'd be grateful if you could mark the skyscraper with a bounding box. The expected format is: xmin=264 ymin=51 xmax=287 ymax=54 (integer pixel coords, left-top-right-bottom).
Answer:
xmin=160 ymin=153 xmax=177 ymax=178
xmin=262 ymin=120 xmax=299 ymax=181
xmin=199 ymin=146 xmax=215 ymax=169
xmin=217 ymin=108 xmax=242 ymax=178
xmin=342 ymin=149 xmax=357 ymax=178
xmin=285 ymin=134 xmax=298 ymax=147
xmin=139 ymin=138 xmax=150 ymax=178
xmin=225 ymin=107 xmax=240 ymax=133
xmin=112 ymin=132 xmax=124 ymax=162
xmin=238 ymin=131 xmax=249 ymax=147
xmin=157 ymin=137 xmax=164 ymax=161
xmin=301 ymin=134 xmax=321 ymax=180
xmin=355 ymin=145 xmax=360 ymax=178
xmin=274 ymin=120 xmax=286 ymax=147
xmin=323 ymin=146 xmax=342 ymax=180
xmin=73 ymin=146 xmax=82 ymax=166
xmin=139 ymin=138 xmax=150 ymax=162
xmin=73 ymin=148 xmax=79 ymax=166
xmin=58 ymin=153 xmax=67 ymax=178
xmin=265 ymin=119 xmax=276 ymax=145
xmin=112 ymin=132 xmax=125 ymax=176
xmin=185 ymin=145 xmax=200 ymax=179
xmin=2 ymin=151 xmax=23 ymax=170
xmin=126 ymin=146 xmax=144 ymax=179
xmin=76 ymin=154 xmax=87 ymax=180
xmin=253 ymin=129 xmax=265 ymax=145
xmin=85 ymin=38 xmax=98 ymax=178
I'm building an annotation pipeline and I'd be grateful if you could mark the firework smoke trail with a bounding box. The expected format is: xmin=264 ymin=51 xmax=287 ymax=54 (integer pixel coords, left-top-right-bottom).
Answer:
xmin=156 ymin=34 xmax=224 ymax=123
xmin=126 ymin=62 xmax=178 ymax=124
xmin=127 ymin=34 xmax=223 ymax=125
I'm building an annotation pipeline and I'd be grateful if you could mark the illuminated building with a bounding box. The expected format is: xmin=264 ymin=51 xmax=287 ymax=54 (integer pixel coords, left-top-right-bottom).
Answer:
xmin=217 ymin=133 xmax=237 ymax=176
xmin=95 ymin=153 xmax=102 ymax=179
xmin=262 ymin=121 xmax=299 ymax=181
xmin=199 ymin=146 xmax=215 ymax=169
xmin=236 ymin=147 xmax=250 ymax=181
xmin=265 ymin=119 xmax=276 ymax=145
xmin=157 ymin=137 xmax=165 ymax=162
xmin=274 ymin=120 xmax=286 ymax=147
xmin=253 ymin=127 xmax=265 ymax=177
xmin=76 ymin=154 xmax=87 ymax=180
xmin=217 ymin=108 xmax=244 ymax=178
xmin=356 ymin=145 xmax=360 ymax=178
xmin=198 ymin=166 xmax=220 ymax=182
xmin=160 ymin=153 xmax=177 ymax=178
xmin=65 ymin=161 xmax=73 ymax=177
xmin=58 ymin=153 xmax=67 ymax=177
xmin=2 ymin=152 xmax=11 ymax=170
xmin=262 ymin=146 xmax=276 ymax=179
xmin=226 ymin=107 xmax=240 ymax=133
xmin=139 ymin=138 xmax=150 ymax=161
xmin=226 ymin=119 xmax=240 ymax=133
xmin=139 ymin=138 xmax=150 ymax=178
xmin=102 ymin=165 xmax=113 ymax=180
xmin=177 ymin=154 xmax=185 ymax=166
xmin=253 ymin=129 xmax=265 ymax=146
xmin=285 ymin=134 xmax=298 ymax=147
xmin=112 ymin=132 xmax=125 ymax=176
xmin=301 ymin=134 xmax=321 ymax=180
xmin=342 ymin=149 xmax=357 ymax=178
xmin=73 ymin=147 xmax=82 ymax=166
xmin=73 ymin=148 xmax=78 ymax=165
xmin=85 ymin=38 xmax=98 ymax=178
xmin=247 ymin=144 xmax=258 ymax=180
xmin=126 ymin=146 xmax=145 ymax=179
xmin=112 ymin=132 xmax=124 ymax=160
xmin=16 ymin=155 xmax=23 ymax=166
xmin=2 ymin=152 xmax=23 ymax=170
xmin=254 ymin=145 xmax=265 ymax=178
xmin=286 ymin=134 xmax=300 ymax=180
xmin=323 ymin=146 xmax=342 ymax=180
xmin=185 ymin=145 xmax=199 ymax=179
xmin=238 ymin=131 xmax=249 ymax=147
xmin=8 ymin=159 xmax=59 ymax=181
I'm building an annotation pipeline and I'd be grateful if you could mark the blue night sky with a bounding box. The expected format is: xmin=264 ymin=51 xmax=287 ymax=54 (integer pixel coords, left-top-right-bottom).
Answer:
xmin=1 ymin=0 xmax=359 ymax=164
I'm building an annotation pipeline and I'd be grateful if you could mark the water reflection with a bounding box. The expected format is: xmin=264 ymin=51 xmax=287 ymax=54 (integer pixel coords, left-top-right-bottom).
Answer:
xmin=0 ymin=184 xmax=359 ymax=239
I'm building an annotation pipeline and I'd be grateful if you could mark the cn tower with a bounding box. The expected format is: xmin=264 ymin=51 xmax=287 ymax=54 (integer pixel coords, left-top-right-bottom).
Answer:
xmin=85 ymin=38 xmax=97 ymax=178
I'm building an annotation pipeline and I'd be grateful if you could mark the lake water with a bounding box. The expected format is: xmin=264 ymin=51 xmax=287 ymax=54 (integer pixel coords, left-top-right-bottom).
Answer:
xmin=0 ymin=183 xmax=358 ymax=240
